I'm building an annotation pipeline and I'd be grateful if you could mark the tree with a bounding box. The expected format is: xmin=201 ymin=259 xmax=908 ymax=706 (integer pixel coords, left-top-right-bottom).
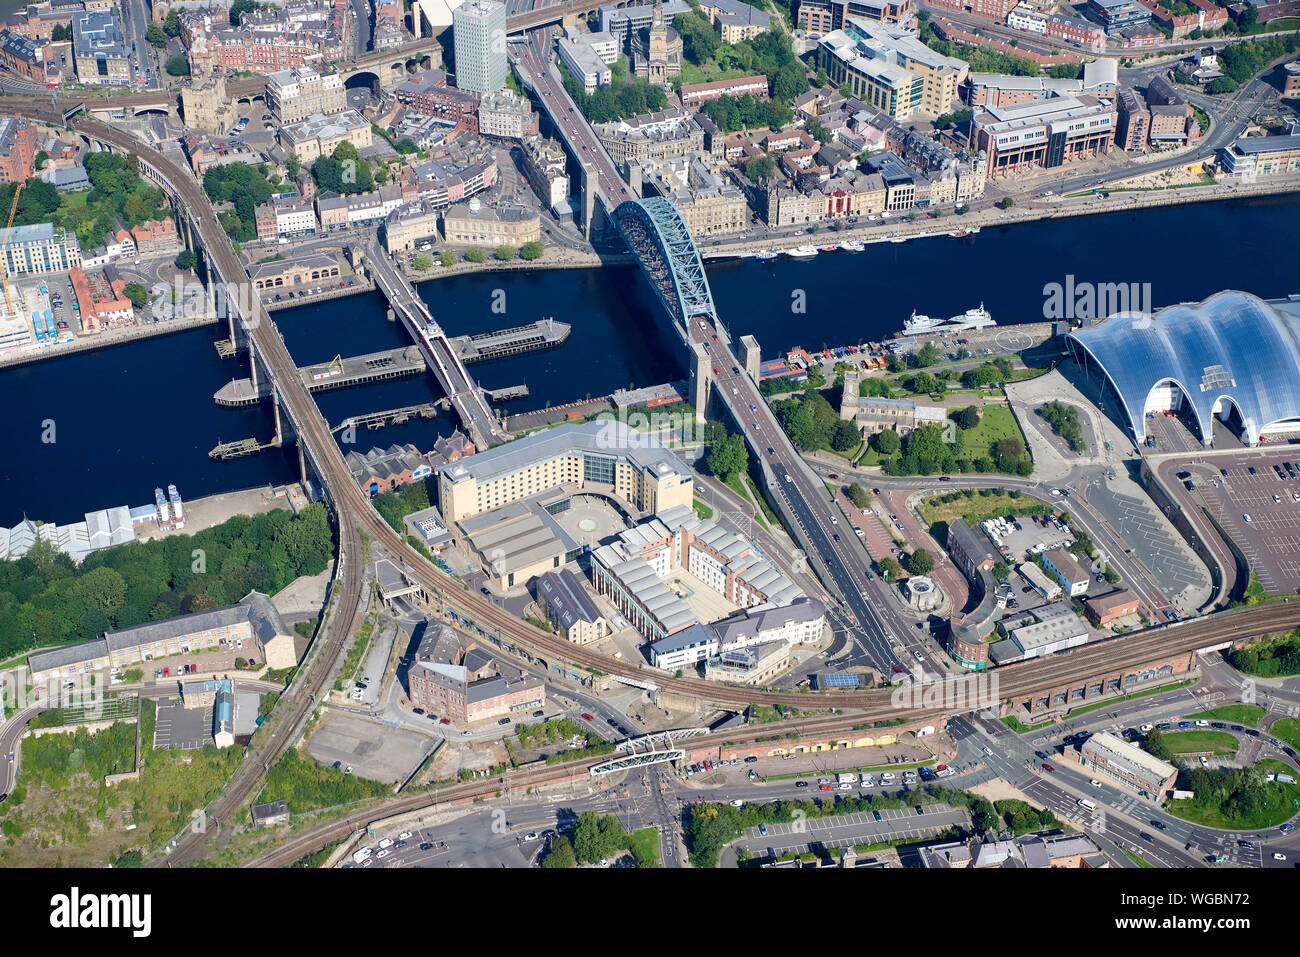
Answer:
xmin=230 ymin=0 xmax=260 ymax=26
xmin=877 ymin=556 xmax=902 ymax=582
xmin=285 ymin=155 xmax=301 ymax=180
xmin=846 ymin=484 xmax=872 ymax=509
xmin=1206 ymin=76 xmax=1239 ymax=95
xmin=165 ymin=54 xmax=191 ymax=76
xmin=163 ymin=8 xmax=181 ymax=37
xmin=123 ymin=282 xmax=148 ymax=309
xmin=174 ymin=250 xmax=198 ymax=271
xmin=495 ymin=245 xmax=515 ymax=261
xmin=542 ymin=836 xmax=577 ymax=868
xmin=745 ymin=154 xmax=776 ymax=182
xmin=413 ymin=255 xmax=432 ymax=271
xmin=146 ymin=22 xmax=167 ymax=48
xmin=34 ymin=150 xmax=48 ymax=171
xmin=440 ymin=249 xmax=456 ymax=267
xmin=907 ymin=549 xmax=934 ymax=575
xmin=519 ymin=240 xmax=543 ymax=261
xmin=996 ymin=196 xmax=1014 ymax=209
xmin=50 ymin=23 xmax=70 ymax=41
xmin=707 ymin=433 xmax=748 ymax=481
xmin=914 ymin=341 xmax=942 ymax=367
xmin=465 ymin=247 xmax=487 ymax=263
xmin=951 ymin=406 xmax=980 ymax=431
xmin=830 ymin=419 xmax=860 ymax=454
xmin=871 ymin=429 xmax=901 ymax=455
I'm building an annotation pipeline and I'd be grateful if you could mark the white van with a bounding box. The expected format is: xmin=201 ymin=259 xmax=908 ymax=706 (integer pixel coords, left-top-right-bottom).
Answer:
xmin=378 ymin=837 xmax=394 ymax=849
xmin=837 ymin=773 xmax=858 ymax=785
xmin=352 ymin=846 xmax=373 ymax=864
xmin=1077 ymin=798 xmax=1097 ymax=811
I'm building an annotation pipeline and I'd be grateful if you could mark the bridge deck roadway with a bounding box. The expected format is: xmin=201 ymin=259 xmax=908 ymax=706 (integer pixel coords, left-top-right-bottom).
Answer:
xmin=365 ymin=238 xmax=505 ymax=449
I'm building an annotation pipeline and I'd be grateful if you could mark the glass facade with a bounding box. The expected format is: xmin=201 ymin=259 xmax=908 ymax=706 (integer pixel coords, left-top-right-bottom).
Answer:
xmin=1068 ymin=292 xmax=1300 ymax=446
xmin=583 ymin=452 xmax=617 ymax=484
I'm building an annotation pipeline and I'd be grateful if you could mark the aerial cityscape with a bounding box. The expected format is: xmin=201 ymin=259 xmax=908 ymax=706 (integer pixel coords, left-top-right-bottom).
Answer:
xmin=0 ymin=0 xmax=1297 ymax=912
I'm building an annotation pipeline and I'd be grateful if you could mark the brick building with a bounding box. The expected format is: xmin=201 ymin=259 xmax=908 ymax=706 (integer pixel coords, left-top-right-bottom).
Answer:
xmin=0 ymin=116 xmax=39 ymax=184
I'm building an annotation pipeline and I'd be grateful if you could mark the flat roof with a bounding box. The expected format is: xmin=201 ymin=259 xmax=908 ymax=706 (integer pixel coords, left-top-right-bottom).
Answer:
xmin=441 ymin=419 xmax=692 ymax=487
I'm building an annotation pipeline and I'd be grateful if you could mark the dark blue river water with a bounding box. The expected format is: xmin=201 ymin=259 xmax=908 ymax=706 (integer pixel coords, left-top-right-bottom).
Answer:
xmin=3 ymin=193 xmax=1297 ymax=526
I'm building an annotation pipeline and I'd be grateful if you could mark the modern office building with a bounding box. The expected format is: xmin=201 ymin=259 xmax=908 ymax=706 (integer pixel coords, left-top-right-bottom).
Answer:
xmin=1218 ymin=133 xmax=1300 ymax=178
xmin=795 ymin=0 xmax=914 ymax=37
xmin=453 ymin=0 xmax=507 ymax=95
xmin=557 ymin=32 xmax=612 ymax=93
xmin=591 ymin=503 xmax=823 ymax=667
xmin=818 ymin=18 xmax=967 ymax=120
xmin=265 ymin=66 xmax=346 ymax=125
xmin=971 ymin=93 xmax=1115 ymax=176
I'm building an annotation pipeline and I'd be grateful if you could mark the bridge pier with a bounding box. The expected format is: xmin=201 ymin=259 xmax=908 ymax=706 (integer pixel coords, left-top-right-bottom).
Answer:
xmin=581 ymin=162 xmax=596 ymax=242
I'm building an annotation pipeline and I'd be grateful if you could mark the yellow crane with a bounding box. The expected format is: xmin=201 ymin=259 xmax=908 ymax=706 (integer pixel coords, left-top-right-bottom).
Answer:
xmin=0 ymin=182 xmax=22 ymax=317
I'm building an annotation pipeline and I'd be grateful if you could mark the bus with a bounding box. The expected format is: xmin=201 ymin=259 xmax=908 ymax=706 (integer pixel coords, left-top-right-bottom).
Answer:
xmin=1077 ymin=798 xmax=1097 ymax=812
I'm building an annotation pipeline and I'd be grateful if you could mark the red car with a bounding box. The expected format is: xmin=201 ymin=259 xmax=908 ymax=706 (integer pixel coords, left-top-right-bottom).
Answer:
xmin=713 ymin=367 xmax=721 ymax=375
xmin=440 ymin=717 xmax=451 ymax=725
xmin=581 ymin=712 xmax=594 ymax=721
xmin=819 ymin=783 xmax=832 ymax=791
xmin=1042 ymin=763 xmax=1055 ymax=773
xmin=162 ymin=667 xmax=169 ymax=677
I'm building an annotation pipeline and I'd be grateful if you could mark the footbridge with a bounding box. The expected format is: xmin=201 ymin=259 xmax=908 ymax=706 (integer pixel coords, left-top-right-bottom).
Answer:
xmin=589 ymin=727 xmax=709 ymax=776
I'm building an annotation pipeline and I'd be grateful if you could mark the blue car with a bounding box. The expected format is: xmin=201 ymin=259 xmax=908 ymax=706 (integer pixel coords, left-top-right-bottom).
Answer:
xmin=758 ymin=824 xmax=767 ymax=836
xmin=1178 ymin=721 xmax=1191 ymax=728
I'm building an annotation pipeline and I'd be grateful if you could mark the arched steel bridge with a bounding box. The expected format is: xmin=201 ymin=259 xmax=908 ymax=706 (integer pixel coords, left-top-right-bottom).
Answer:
xmin=611 ymin=197 xmax=726 ymax=341
xmin=589 ymin=727 xmax=710 ymax=776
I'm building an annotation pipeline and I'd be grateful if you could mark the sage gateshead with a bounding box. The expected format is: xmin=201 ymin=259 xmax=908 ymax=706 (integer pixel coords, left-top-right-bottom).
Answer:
xmin=1065 ymin=291 xmax=1300 ymax=448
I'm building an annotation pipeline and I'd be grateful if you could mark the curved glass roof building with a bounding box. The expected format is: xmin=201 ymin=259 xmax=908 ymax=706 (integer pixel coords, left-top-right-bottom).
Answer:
xmin=1066 ymin=291 xmax=1300 ymax=448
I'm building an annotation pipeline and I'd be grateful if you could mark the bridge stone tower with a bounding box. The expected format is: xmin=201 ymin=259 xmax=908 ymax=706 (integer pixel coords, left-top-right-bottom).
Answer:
xmin=688 ymin=341 xmax=712 ymax=425
xmin=581 ymin=161 xmax=597 ymax=241
xmin=739 ymin=334 xmax=760 ymax=383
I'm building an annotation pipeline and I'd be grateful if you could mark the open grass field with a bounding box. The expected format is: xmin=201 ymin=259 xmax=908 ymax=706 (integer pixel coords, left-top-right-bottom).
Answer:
xmin=1161 ymin=731 xmax=1240 ymax=756
xmin=1184 ymin=705 xmax=1267 ymax=727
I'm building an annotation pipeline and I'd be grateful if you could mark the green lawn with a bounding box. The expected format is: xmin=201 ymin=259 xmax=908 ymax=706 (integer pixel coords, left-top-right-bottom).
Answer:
xmin=1184 ymin=705 xmax=1266 ymax=727
xmin=1165 ymin=759 xmax=1300 ymax=830
xmin=1271 ymin=718 xmax=1300 ymax=751
xmin=1124 ymin=848 xmax=1153 ymax=868
xmin=1161 ymin=731 xmax=1240 ymax=756
xmin=693 ymin=497 xmax=714 ymax=521
xmin=627 ymin=827 xmax=661 ymax=868
xmin=918 ymin=490 xmax=1052 ymax=528
xmin=957 ymin=405 xmax=1024 ymax=464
